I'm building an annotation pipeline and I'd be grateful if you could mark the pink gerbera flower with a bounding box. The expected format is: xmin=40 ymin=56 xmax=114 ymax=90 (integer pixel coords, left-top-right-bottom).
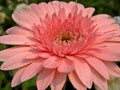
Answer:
xmin=0 ymin=1 xmax=120 ymax=90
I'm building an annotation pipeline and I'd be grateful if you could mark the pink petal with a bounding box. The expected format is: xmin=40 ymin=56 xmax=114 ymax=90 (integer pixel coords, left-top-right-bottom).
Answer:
xmin=68 ymin=71 xmax=86 ymax=90
xmin=87 ymin=49 xmax=120 ymax=62
xmin=0 ymin=51 xmax=35 ymax=70
xmin=109 ymin=37 xmax=120 ymax=42
xmin=57 ymin=8 xmax=66 ymax=23
xmin=39 ymin=52 xmax=52 ymax=58
xmin=107 ymin=29 xmax=120 ymax=42
xmin=25 ymin=53 xmax=39 ymax=60
xmin=69 ymin=2 xmax=78 ymax=17
xmin=91 ymin=68 xmax=108 ymax=90
xmin=12 ymin=10 xmax=40 ymax=30
xmin=92 ymin=14 xmax=119 ymax=33
xmin=50 ymin=1 xmax=60 ymax=15
xmin=43 ymin=56 xmax=60 ymax=69
xmin=105 ymin=62 xmax=120 ymax=77
xmin=30 ymin=3 xmax=55 ymax=19
xmin=84 ymin=8 xmax=95 ymax=17
xmin=74 ymin=58 xmax=92 ymax=88
xmin=60 ymin=1 xmax=83 ymax=17
xmin=88 ymin=43 xmax=120 ymax=61
xmin=92 ymin=14 xmax=110 ymax=21
xmin=85 ymin=57 xmax=109 ymax=79
xmin=77 ymin=3 xmax=84 ymax=14
xmin=96 ymin=24 xmax=120 ymax=33
xmin=37 ymin=69 xmax=55 ymax=90
xmin=29 ymin=4 xmax=45 ymax=19
xmin=66 ymin=56 xmax=75 ymax=61
xmin=95 ymin=18 xmax=116 ymax=28
xmin=1 ymin=59 xmax=32 ymax=70
xmin=11 ymin=67 xmax=25 ymax=87
xmin=88 ymin=51 xmax=120 ymax=61
xmin=96 ymin=43 xmax=120 ymax=53
xmin=51 ymin=72 xmax=67 ymax=90
xmin=0 ymin=35 xmax=35 ymax=45
xmin=39 ymin=2 xmax=55 ymax=17
xmin=69 ymin=2 xmax=77 ymax=6
xmin=59 ymin=1 xmax=71 ymax=17
xmin=93 ymin=32 xmax=116 ymax=44
xmin=57 ymin=58 xmax=74 ymax=73
xmin=21 ymin=59 xmax=43 ymax=82
xmin=0 ymin=46 xmax=31 ymax=61
xmin=93 ymin=17 xmax=116 ymax=28
xmin=6 ymin=26 xmax=34 ymax=37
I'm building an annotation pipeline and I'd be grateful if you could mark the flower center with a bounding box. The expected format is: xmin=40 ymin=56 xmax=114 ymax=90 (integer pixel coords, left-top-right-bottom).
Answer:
xmin=61 ymin=32 xmax=74 ymax=43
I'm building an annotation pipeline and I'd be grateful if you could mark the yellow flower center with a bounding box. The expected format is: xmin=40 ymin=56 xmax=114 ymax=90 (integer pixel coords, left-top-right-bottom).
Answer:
xmin=61 ymin=32 xmax=74 ymax=43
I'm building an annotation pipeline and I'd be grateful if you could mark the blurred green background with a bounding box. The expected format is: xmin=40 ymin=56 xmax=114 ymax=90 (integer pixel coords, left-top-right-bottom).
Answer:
xmin=0 ymin=0 xmax=120 ymax=90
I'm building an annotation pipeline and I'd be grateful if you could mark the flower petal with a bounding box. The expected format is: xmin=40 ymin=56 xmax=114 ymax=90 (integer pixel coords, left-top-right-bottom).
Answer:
xmin=95 ymin=18 xmax=116 ymax=28
xmin=105 ymin=62 xmax=120 ymax=77
xmin=87 ymin=43 xmax=120 ymax=61
xmin=68 ymin=71 xmax=86 ymax=90
xmin=0 ymin=35 xmax=35 ymax=45
xmin=0 ymin=51 xmax=35 ymax=70
xmin=74 ymin=58 xmax=92 ymax=88
xmin=93 ymin=32 xmax=117 ymax=44
xmin=87 ymin=50 xmax=120 ymax=61
xmin=84 ymin=8 xmax=95 ymax=17
xmin=12 ymin=10 xmax=40 ymax=30
xmin=6 ymin=26 xmax=34 ymax=37
xmin=50 ymin=1 xmax=61 ymax=15
xmin=29 ymin=4 xmax=45 ymax=19
xmin=25 ymin=53 xmax=39 ymax=60
xmin=11 ymin=67 xmax=25 ymax=87
xmin=85 ymin=57 xmax=109 ymax=79
xmin=92 ymin=14 xmax=119 ymax=33
xmin=21 ymin=59 xmax=43 ymax=82
xmin=97 ymin=24 xmax=120 ymax=33
xmin=77 ymin=3 xmax=84 ymax=13
xmin=37 ymin=69 xmax=55 ymax=90
xmin=43 ymin=56 xmax=60 ymax=69
xmin=30 ymin=3 xmax=55 ymax=19
xmin=39 ymin=52 xmax=52 ymax=58
xmin=57 ymin=58 xmax=74 ymax=73
xmin=91 ymin=68 xmax=108 ymax=90
xmin=0 ymin=46 xmax=31 ymax=61
xmin=92 ymin=14 xmax=110 ymax=21
xmin=51 ymin=71 xmax=67 ymax=90
xmin=109 ymin=37 xmax=120 ymax=42
xmin=60 ymin=2 xmax=70 ymax=17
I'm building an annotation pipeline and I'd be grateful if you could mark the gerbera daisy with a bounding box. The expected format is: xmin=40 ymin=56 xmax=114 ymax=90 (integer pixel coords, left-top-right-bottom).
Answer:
xmin=0 ymin=1 xmax=120 ymax=90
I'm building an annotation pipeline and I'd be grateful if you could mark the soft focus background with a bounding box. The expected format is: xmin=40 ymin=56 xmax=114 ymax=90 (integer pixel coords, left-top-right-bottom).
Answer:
xmin=0 ymin=0 xmax=120 ymax=90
